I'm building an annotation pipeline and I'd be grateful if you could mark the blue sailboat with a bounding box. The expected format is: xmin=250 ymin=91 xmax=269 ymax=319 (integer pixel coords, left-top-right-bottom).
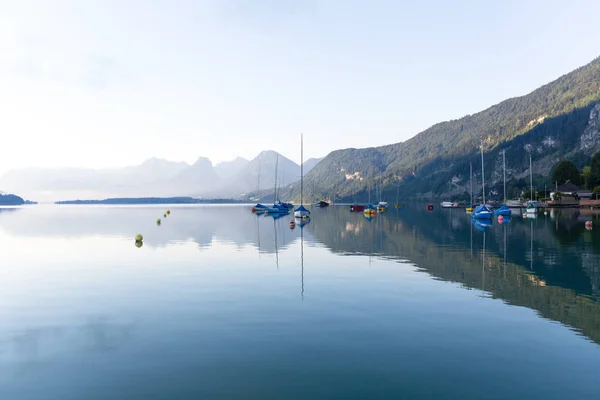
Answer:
xmin=472 ymin=204 xmax=492 ymax=219
xmin=294 ymin=133 xmax=311 ymax=219
xmin=494 ymin=150 xmax=511 ymax=216
xmin=472 ymin=139 xmax=492 ymax=219
xmin=265 ymin=154 xmax=289 ymax=215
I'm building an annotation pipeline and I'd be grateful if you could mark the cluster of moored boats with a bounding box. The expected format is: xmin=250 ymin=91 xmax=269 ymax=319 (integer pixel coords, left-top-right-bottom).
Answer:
xmin=443 ymin=142 xmax=540 ymax=220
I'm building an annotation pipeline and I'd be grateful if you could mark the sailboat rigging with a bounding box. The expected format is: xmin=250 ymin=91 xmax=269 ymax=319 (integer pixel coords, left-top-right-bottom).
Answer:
xmin=294 ymin=133 xmax=310 ymax=219
xmin=472 ymin=139 xmax=492 ymax=219
xmin=495 ymin=150 xmax=511 ymax=216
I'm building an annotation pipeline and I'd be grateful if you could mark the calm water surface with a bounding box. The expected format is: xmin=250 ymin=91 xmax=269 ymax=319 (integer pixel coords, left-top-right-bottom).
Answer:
xmin=1 ymin=204 xmax=599 ymax=399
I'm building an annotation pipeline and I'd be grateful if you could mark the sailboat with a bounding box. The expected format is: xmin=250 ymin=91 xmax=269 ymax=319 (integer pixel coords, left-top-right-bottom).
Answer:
xmin=472 ymin=139 xmax=492 ymax=219
xmin=264 ymin=154 xmax=289 ymax=214
xmin=466 ymin=162 xmax=474 ymax=213
xmin=252 ymin=158 xmax=267 ymax=213
xmin=376 ymin=181 xmax=388 ymax=212
xmin=294 ymin=133 xmax=310 ymax=219
xmin=364 ymin=176 xmax=377 ymax=217
xmin=395 ymin=179 xmax=403 ymax=208
xmin=525 ymin=153 xmax=537 ymax=216
xmin=495 ymin=150 xmax=511 ymax=216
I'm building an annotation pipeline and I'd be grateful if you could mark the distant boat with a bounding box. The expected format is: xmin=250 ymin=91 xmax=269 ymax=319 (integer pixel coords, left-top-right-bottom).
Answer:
xmin=394 ymin=180 xmax=403 ymax=208
xmin=266 ymin=154 xmax=289 ymax=215
xmin=364 ymin=177 xmax=376 ymax=216
xmin=364 ymin=203 xmax=377 ymax=217
xmin=277 ymin=201 xmax=294 ymax=209
xmin=525 ymin=153 xmax=537 ymax=215
xmin=315 ymin=200 xmax=329 ymax=207
xmin=466 ymin=162 xmax=474 ymax=213
xmin=441 ymin=201 xmax=458 ymax=208
xmin=294 ymin=133 xmax=310 ymax=219
xmin=494 ymin=204 xmax=511 ymax=216
xmin=526 ymin=202 xmax=537 ymax=214
xmin=376 ymin=182 xmax=387 ymax=211
xmin=251 ymin=159 xmax=267 ymax=213
xmin=494 ymin=150 xmax=511 ymax=216
xmin=472 ymin=139 xmax=492 ymax=219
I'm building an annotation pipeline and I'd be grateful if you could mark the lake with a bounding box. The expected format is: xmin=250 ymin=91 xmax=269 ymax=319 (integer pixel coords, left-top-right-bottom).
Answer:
xmin=1 ymin=204 xmax=599 ymax=399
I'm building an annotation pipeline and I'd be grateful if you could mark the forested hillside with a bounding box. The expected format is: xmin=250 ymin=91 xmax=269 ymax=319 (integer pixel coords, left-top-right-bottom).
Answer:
xmin=281 ymin=56 xmax=600 ymax=202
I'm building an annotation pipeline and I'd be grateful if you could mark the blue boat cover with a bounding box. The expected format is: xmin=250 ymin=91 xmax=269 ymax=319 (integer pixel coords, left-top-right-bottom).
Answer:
xmin=473 ymin=204 xmax=491 ymax=214
xmin=294 ymin=205 xmax=310 ymax=213
xmin=494 ymin=205 xmax=511 ymax=216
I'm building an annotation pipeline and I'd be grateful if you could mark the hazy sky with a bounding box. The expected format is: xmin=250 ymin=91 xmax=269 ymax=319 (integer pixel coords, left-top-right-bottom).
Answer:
xmin=1 ymin=0 xmax=599 ymax=174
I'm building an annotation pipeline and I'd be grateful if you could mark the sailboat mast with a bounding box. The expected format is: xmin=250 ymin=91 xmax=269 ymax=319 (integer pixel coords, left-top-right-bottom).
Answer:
xmin=257 ymin=158 xmax=261 ymax=193
xmin=530 ymin=153 xmax=533 ymax=202
xmin=273 ymin=154 xmax=279 ymax=203
xmin=481 ymin=139 xmax=486 ymax=205
xmin=503 ymin=150 xmax=506 ymax=204
xmin=300 ymin=133 xmax=304 ymax=206
xmin=470 ymin=162 xmax=473 ymax=206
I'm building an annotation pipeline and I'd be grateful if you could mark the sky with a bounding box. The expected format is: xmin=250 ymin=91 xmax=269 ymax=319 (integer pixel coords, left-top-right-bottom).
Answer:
xmin=1 ymin=0 xmax=600 ymax=174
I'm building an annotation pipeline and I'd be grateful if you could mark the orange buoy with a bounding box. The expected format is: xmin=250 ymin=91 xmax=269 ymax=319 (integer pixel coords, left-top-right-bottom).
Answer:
xmin=427 ymin=204 xmax=434 ymax=211
xmin=498 ymin=215 xmax=504 ymax=223
xmin=586 ymin=221 xmax=592 ymax=230
xmin=289 ymin=221 xmax=296 ymax=230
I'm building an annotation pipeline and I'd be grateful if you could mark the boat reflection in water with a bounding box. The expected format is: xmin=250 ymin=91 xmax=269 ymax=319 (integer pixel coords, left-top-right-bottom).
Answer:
xmin=472 ymin=218 xmax=492 ymax=231
xmin=2 ymin=204 xmax=600 ymax=398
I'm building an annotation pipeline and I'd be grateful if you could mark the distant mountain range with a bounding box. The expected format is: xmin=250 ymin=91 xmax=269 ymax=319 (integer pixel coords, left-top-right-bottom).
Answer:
xmin=280 ymin=55 xmax=600 ymax=202
xmin=0 ymin=151 xmax=323 ymax=202
xmin=5 ymin=56 xmax=600 ymax=204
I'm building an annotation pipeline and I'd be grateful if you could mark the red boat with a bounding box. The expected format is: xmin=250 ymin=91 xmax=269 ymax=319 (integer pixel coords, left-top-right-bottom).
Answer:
xmin=350 ymin=204 xmax=366 ymax=212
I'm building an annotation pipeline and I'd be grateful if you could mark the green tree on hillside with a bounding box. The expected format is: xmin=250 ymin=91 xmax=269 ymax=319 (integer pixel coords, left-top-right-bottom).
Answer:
xmin=582 ymin=166 xmax=592 ymax=189
xmin=551 ymin=160 xmax=582 ymax=186
xmin=588 ymin=152 xmax=600 ymax=189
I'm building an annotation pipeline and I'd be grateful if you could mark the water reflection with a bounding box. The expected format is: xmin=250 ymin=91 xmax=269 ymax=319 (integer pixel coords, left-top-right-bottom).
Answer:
xmin=1 ymin=205 xmax=600 ymax=345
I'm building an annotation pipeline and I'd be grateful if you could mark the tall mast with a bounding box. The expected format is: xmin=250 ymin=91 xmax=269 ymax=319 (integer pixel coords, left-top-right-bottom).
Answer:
xmin=481 ymin=139 xmax=486 ymax=205
xmin=257 ymin=158 xmax=261 ymax=193
xmin=300 ymin=133 xmax=304 ymax=206
xmin=273 ymin=154 xmax=279 ymax=203
xmin=530 ymin=153 xmax=533 ymax=202
xmin=503 ymin=150 xmax=506 ymax=204
xmin=470 ymin=162 xmax=473 ymax=206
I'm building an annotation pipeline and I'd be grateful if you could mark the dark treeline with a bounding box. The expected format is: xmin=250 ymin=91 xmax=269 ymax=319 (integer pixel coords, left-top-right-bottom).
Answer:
xmin=0 ymin=194 xmax=25 ymax=205
xmin=55 ymin=197 xmax=248 ymax=205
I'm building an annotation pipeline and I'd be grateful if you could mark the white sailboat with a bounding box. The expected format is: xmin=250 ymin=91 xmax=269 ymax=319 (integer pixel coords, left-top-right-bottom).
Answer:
xmin=294 ymin=133 xmax=310 ymax=219
xmin=526 ymin=153 xmax=537 ymax=215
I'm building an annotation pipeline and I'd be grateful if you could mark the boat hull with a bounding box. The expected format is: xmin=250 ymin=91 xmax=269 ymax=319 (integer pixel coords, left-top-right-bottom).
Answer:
xmin=494 ymin=206 xmax=512 ymax=216
xmin=294 ymin=210 xmax=310 ymax=219
xmin=264 ymin=207 xmax=289 ymax=214
xmin=473 ymin=211 xmax=492 ymax=219
xmin=350 ymin=205 xmax=365 ymax=212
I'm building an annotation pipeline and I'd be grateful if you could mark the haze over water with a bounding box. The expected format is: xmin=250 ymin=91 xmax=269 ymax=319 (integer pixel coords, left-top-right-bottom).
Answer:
xmin=1 ymin=204 xmax=599 ymax=399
